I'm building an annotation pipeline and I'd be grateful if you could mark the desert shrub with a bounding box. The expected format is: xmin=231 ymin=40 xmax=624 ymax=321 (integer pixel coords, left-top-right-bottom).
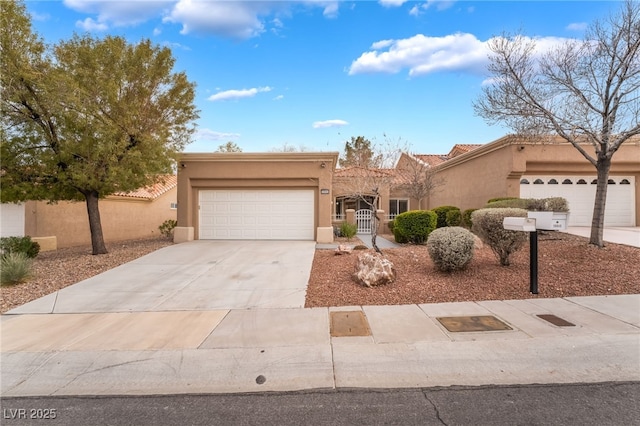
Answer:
xmin=388 ymin=219 xmax=395 ymax=233
xmin=158 ymin=219 xmax=178 ymax=239
xmin=432 ymin=206 xmax=460 ymax=228
xmin=487 ymin=197 xmax=519 ymax=204
xmin=393 ymin=210 xmax=437 ymax=244
xmin=353 ymin=244 xmax=368 ymax=250
xmin=1 ymin=252 xmax=33 ymax=285
xmin=471 ymin=208 xmax=528 ymax=266
xmin=484 ymin=198 xmax=530 ymax=210
xmin=462 ymin=208 xmax=477 ymax=228
xmin=340 ymin=222 xmax=358 ymax=240
xmin=427 ymin=226 xmax=475 ymax=272
xmin=0 ymin=236 xmax=40 ymax=258
xmin=484 ymin=197 xmax=569 ymax=212
xmin=445 ymin=209 xmax=462 ymax=227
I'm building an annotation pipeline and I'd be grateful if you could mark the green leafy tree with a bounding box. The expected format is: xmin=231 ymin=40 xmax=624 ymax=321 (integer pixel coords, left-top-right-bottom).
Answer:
xmin=215 ymin=141 xmax=242 ymax=152
xmin=339 ymin=136 xmax=380 ymax=168
xmin=1 ymin=1 xmax=198 ymax=254
xmin=474 ymin=0 xmax=640 ymax=248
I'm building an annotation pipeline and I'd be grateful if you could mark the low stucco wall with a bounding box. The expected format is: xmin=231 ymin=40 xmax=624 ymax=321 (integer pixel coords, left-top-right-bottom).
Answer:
xmin=24 ymin=188 xmax=177 ymax=248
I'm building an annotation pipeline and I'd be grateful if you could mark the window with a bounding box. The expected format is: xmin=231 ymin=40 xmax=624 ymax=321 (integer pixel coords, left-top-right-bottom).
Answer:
xmin=170 ymin=202 xmax=178 ymax=209
xmin=562 ymin=179 xmax=572 ymax=184
xmin=577 ymin=179 xmax=587 ymax=184
xmin=389 ymin=199 xmax=409 ymax=218
xmin=533 ymin=179 xmax=544 ymax=184
xmin=620 ymin=179 xmax=631 ymax=185
xmin=548 ymin=179 xmax=558 ymax=184
xmin=608 ymin=179 xmax=616 ymax=184
xmin=520 ymin=179 xmax=529 ymax=184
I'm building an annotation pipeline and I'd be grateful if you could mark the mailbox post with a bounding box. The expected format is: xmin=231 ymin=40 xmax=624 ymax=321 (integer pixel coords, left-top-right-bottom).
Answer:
xmin=503 ymin=217 xmax=539 ymax=294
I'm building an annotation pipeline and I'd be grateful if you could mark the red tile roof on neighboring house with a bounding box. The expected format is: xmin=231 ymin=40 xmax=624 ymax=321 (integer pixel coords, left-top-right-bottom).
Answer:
xmin=334 ymin=166 xmax=396 ymax=178
xmin=415 ymin=144 xmax=483 ymax=166
xmin=113 ymin=175 xmax=177 ymax=200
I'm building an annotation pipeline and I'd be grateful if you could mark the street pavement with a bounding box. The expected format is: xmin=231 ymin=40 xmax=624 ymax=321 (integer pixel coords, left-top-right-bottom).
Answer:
xmin=1 ymin=237 xmax=639 ymax=401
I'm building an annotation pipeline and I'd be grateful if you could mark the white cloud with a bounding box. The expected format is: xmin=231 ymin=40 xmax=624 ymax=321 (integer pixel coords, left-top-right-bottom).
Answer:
xmin=75 ymin=17 xmax=108 ymax=32
xmin=312 ymin=119 xmax=349 ymax=129
xmin=273 ymin=95 xmax=284 ymax=101
xmin=409 ymin=0 xmax=457 ymax=16
xmin=379 ymin=0 xmax=408 ymax=6
xmin=30 ymin=11 xmax=50 ymax=22
xmin=64 ymin=0 xmax=171 ymax=27
xmin=208 ymin=86 xmax=273 ymax=102
xmin=566 ymin=22 xmax=587 ymax=31
xmin=153 ymin=27 xmax=162 ymax=36
xmin=196 ymin=128 xmax=240 ymax=141
xmin=349 ymin=33 xmax=574 ymax=77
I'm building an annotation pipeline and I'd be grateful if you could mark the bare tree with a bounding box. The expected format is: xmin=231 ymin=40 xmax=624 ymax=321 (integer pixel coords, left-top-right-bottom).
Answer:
xmin=215 ymin=141 xmax=242 ymax=152
xmin=474 ymin=0 xmax=640 ymax=247
xmin=337 ymin=136 xmax=405 ymax=254
xmin=396 ymin=153 xmax=444 ymax=210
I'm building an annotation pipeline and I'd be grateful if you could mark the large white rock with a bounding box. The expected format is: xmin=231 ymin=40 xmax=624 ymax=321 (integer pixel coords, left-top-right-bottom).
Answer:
xmin=353 ymin=252 xmax=396 ymax=287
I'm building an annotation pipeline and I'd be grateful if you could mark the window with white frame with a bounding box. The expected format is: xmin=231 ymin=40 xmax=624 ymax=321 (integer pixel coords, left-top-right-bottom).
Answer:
xmin=389 ymin=199 xmax=408 ymax=218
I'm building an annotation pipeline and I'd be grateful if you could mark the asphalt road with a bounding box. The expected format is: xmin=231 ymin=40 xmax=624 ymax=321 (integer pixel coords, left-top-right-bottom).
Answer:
xmin=1 ymin=382 xmax=638 ymax=426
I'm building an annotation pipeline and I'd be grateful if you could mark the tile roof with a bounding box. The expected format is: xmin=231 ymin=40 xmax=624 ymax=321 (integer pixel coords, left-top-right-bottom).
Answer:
xmin=414 ymin=154 xmax=449 ymax=166
xmin=414 ymin=144 xmax=483 ymax=166
xmin=113 ymin=175 xmax=177 ymax=200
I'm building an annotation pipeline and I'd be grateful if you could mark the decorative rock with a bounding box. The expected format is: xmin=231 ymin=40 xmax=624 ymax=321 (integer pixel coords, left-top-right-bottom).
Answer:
xmin=334 ymin=244 xmax=353 ymax=255
xmin=353 ymin=252 xmax=396 ymax=287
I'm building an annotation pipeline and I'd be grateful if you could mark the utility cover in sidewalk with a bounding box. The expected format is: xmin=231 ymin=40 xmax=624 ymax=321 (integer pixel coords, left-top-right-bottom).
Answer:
xmin=437 ymin=316 xmax=512 ymax=332
xmin=537 ymin=314 xmax=575 ymax=327
xmin=330 ymin=311 xmax=371 ymax=337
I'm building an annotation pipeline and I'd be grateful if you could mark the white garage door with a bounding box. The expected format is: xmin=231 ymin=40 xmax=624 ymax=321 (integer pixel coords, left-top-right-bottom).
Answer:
xmin=0 ymin=203 xmax=25 ymax=237
xmin=199 ymin=190 xmax=314 ymax=240
xmin=520 ymin=176 xmax=635 ymax=227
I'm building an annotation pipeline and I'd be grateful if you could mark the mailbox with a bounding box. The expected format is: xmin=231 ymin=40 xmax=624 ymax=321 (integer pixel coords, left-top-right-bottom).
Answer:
xmin=527 ymin=211 xmax=569 ymax=231
xmin=503 ymin=217 xmax=537 ymax=232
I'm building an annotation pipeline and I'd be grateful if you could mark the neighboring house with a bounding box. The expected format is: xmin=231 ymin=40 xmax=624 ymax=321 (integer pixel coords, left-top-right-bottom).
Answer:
xmin=0 ymin=175 xmax=178 ymax=249
xmin=402 ymin=136 xmax=639 ymax=227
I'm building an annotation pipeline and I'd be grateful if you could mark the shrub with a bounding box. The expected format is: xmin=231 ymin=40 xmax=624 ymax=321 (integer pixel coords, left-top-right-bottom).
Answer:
xmin=462 ymin=208 xmax=477 ymax=229
xmin=158 ymin=219 xmax=177 ymax=239
xmin=471 ymin=208 xmax=528 ymax=266
xmin=484 ymin=198 xmax=529 ymax=210
xmin=432 ymin=206 xmax=460 ymax=228
xmin=541 ymin=197 xmax=569 ymax=212
xmin=340 ymin=222 xmax=358 ymax=240
xmin=427 ymin=227 xmax=475 ymax=272
xmin=487 ymin=197 xmax=519 ymax=204
xmin=445 ymin=209 xmax=462 ymax=227
xmin=0 ymin=236 xmax=40 ymax=258
xmin=1 ymin=252 xmax=33 ymax=285
xmin=388 ymin=219 xmax=395 ymax=233
xmin=353 ymin=244 xmax=368 ymax=250
xmin=484 ymin=197 xmax=569 ymax=212
xmin=393 ymin=210 xmax=437 ymax=244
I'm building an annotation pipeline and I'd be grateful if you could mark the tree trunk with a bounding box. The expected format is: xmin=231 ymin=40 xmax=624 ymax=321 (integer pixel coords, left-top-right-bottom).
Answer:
xmin=589 ymin=156 xmax=611 ymax=248
xmin=371 ymin=210 xmax=382 ymax=254
xmin=84 ymin=190 xmax=108 ymax=255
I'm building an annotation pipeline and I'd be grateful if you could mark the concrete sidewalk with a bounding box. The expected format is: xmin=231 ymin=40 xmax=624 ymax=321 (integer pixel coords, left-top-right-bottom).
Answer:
xmin=2 ymin=294 xmax=639 ymax=396
xmin=563 ymin=226 xmax=640 ymax=248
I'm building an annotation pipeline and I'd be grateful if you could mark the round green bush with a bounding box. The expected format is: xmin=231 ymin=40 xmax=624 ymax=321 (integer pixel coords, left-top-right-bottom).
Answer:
xmin=462 ymin=208 xmax=477 ymax=228
xmin=445 ymin=208 xmax=462 ymax=227
xmin=392 ymin=210 xmax=437 ymax=244
xmin=0 ymin=236 xmax=40 ymax=258
xmin=339 ymin=222 xmax=358 ymax=240
xmin=432 ymin=205 xmax=459 ymax=228
xmin=427 ymin=227 xmax=475 ymax=272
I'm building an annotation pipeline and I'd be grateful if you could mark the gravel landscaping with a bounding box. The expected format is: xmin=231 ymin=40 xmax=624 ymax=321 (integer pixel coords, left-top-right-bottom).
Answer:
xmin=1 ymin=232 xmax=638 ymax=314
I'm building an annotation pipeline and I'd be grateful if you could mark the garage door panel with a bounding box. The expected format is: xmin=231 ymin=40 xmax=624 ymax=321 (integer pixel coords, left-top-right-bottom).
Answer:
xmin=520 ymin=176 xmax=635 ymax=227
xmin=200 ymin=190 xmax=314 ymax=240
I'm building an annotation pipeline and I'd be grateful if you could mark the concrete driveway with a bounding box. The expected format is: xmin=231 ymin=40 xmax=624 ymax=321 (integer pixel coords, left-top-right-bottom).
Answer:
xmin=7 ymin=240 xmax=317 ymax=314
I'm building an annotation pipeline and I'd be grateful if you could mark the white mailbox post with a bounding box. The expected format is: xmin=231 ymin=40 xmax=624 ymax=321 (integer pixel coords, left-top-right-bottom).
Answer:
xmin=503 ymin=217 xmax=539 ymax=294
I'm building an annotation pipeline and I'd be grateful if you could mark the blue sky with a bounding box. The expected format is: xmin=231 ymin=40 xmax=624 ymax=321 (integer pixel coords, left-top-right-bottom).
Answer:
xmin=24 ymin=0 xmax=617 ymax=154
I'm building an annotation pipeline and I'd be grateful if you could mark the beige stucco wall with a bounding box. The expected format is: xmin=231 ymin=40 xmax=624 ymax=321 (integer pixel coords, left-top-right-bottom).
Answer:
xmin=425 ymin=137 xmax=640 ymax=225
xmin=176 ymin=152 xmax=339 ymax=240
xmin=24 ymin=187 xmax=177 ymax=248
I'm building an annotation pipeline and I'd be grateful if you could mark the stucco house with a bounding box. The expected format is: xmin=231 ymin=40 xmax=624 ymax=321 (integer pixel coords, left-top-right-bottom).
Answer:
xmin=403 ymin=135 xmax=639 ymax=227
xmin=0 ymin=175 xmax=178 ymax=249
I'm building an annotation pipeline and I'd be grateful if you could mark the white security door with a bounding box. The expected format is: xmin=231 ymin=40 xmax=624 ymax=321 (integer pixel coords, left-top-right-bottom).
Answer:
xmin=199 ymin=190 xmax=314 ymax=240
xmin=520 ymin=176 xmax=635 ymax=227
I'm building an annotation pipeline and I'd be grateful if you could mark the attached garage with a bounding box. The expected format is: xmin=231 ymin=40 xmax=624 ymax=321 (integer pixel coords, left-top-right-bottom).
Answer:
xmin=520 ymin=176 xmax=635 ymax=227
xmin=199 ymin=189 xmax=314 ymax=240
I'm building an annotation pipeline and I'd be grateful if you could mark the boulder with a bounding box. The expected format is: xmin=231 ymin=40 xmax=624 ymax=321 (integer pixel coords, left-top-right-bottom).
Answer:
xmin=334 ymin=244 xmax=353 ymax=255
xmin=353 ymin=252 xmax=396 ymax=287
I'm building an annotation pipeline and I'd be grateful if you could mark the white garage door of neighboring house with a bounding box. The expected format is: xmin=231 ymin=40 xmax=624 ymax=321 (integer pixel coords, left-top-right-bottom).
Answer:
xmin=199 ymin=190 xmax=314 ymax=240
xmin=0 ymin=203 xmax=25 ymax=237
xmin=520 ymin=176 xmax=635 ymax=227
